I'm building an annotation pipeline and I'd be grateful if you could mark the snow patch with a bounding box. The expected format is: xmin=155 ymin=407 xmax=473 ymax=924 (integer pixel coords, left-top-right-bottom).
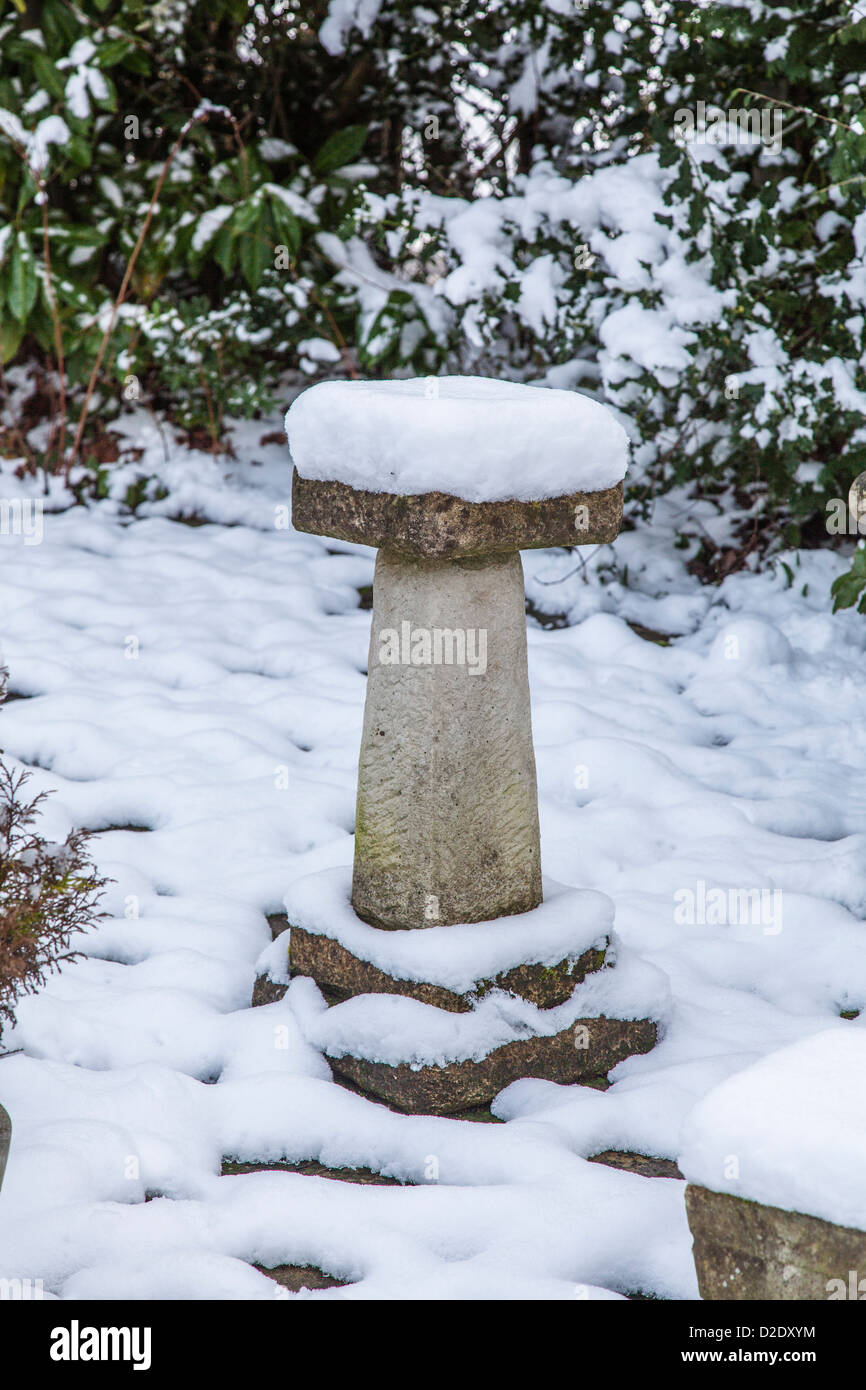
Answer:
xmin=286 ymin=376 xmax=629 ymax=501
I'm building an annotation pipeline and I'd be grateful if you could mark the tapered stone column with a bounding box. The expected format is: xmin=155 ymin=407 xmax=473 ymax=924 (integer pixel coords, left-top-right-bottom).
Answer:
xmin=354 ymin=548 xmax=540 ymax=929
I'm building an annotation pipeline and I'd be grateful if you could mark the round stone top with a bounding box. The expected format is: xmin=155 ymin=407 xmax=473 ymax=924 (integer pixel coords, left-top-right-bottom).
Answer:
xmin=285 ymin=375 xmax=629 ymax=504
xmin=291 ymin=469 xmax=623 ymax=558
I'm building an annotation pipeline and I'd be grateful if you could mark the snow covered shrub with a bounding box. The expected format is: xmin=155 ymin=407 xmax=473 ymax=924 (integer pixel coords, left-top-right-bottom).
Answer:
xmin=341 ymin=0 xmax=866 ymax=557
xmin=0 ymin=674 xmax=108 ymax=1037
xmin=0 ymin=1 xmax=376 ymax=470
xmin=1 ymin=0 xmax=865 ymax=570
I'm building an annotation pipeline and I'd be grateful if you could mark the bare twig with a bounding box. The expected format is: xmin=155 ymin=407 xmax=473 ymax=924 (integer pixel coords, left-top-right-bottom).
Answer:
xmin=728 ymin=88 xmax=864 ymax=135
xmin=39 ymin=190 xmax=67 ymax=472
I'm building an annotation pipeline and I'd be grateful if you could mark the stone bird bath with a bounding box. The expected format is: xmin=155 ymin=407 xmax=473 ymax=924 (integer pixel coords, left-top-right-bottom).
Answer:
xmin=264 ymin=377 xmax=661 ymax=1114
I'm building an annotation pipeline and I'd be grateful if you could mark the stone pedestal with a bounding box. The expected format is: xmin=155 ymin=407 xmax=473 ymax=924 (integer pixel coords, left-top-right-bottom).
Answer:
xmin=271 ymin=383 xmax=657 ymax=1116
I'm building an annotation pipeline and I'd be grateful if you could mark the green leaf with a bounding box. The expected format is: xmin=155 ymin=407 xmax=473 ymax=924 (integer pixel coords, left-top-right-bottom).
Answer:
xmin=313 ymin=124 xmax=369 ymax=174
xmin=42 ymin=0 xmax=78 ymax=53
xmin=32 ymin=52 xmax=66 ymax=100
xmin=24 ymin=298 xmax=57 ymax=354
xmin=95 ymin=73 xmax=117 ymax=113
xmin=212 ymin=222 xmax=237 ymax=274
xmin=831 ymin=549 xmax=866 ymax=612
xmin=8 ymin=236 xmax=37 ymax=324
xmin=121 ymin=48 xmax=150 ymax=76
xmin=95 ymin=39 xmax=133 ymax=68
xmin=232 ymin=197 xmax=262 ymax=233
xmin=66 ymin=136 xmax=92 ymax=169
xmin=52 ymin=225 xmax=109 ymax=248
xmin=239 ymin=210 xmax=268 ymax=291
xmin=16 ymin=167 xmax=37 ymax=216
xmin=269 ymin=196 xmax=301 ymax=254
xmin=0 ymin=317 xmax=24 ymax=363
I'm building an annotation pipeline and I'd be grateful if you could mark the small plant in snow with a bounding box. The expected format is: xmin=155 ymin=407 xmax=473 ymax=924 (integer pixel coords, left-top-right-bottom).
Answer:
xmin=0 ymin=674 xmax=108 ymax=1038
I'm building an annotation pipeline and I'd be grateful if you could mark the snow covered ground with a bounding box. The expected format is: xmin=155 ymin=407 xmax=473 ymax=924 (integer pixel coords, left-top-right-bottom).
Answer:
xmin=0 ymin=412 xmax=864 ymax=1300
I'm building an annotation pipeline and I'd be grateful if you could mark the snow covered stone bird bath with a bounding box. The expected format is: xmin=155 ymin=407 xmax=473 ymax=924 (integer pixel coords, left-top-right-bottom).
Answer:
xmin=272 ymin=377 xmax=662 ymax=1114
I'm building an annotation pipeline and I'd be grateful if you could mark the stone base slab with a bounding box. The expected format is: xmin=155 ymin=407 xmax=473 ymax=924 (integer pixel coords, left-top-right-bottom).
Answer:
xmin=686 ymin=1183 xmax=866 ymax=1300
xmin=328 ymin=1015 xmax=657 ymax=1115
xmin=289 ymin=922 xmax=608 ymax=1012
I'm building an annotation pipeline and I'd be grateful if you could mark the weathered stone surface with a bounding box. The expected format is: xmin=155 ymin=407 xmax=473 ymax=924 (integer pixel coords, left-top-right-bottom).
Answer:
xmin=329 ymin=1015 xmax=657 ymax=1115
xmin=589 ymin=1150 xmax=683 ymax=1180
xmin=686 ymin=1183 xmax=866 ymax=1300
xmin=289 ymin=921 xmax=607 ymax=1010
xmin=0 ymin=1102 xmax=10 ymax=1193
xmin=255 ymin=1263 xmax=350 ymax=1291
xmin=353 ymin=548 xmax=542 ymax=929
xmin=251 ymin=973 xmax=288 ymax=1007
xmin=292 ymin=468 xmax=623 ymax=560
xmin=223 ymin=1157 xmax=404 ymax=1185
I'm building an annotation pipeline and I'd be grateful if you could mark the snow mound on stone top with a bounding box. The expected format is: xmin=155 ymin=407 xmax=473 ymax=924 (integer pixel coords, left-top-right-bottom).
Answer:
xmin=678 ymin=1028 xmax=866 ymax=1231
xmin=285 ymin=376 xmax=629 ymax=502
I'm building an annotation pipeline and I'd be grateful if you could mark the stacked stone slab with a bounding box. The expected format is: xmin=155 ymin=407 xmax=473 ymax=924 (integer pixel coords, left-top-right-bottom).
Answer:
xmin=686 ymin=1186 xmax=866 ymax=1301
xmin=271 ymin=382 xmax=657 ymax=1115
xmin=680 ymin=1029 xmax=866 ymax=1299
